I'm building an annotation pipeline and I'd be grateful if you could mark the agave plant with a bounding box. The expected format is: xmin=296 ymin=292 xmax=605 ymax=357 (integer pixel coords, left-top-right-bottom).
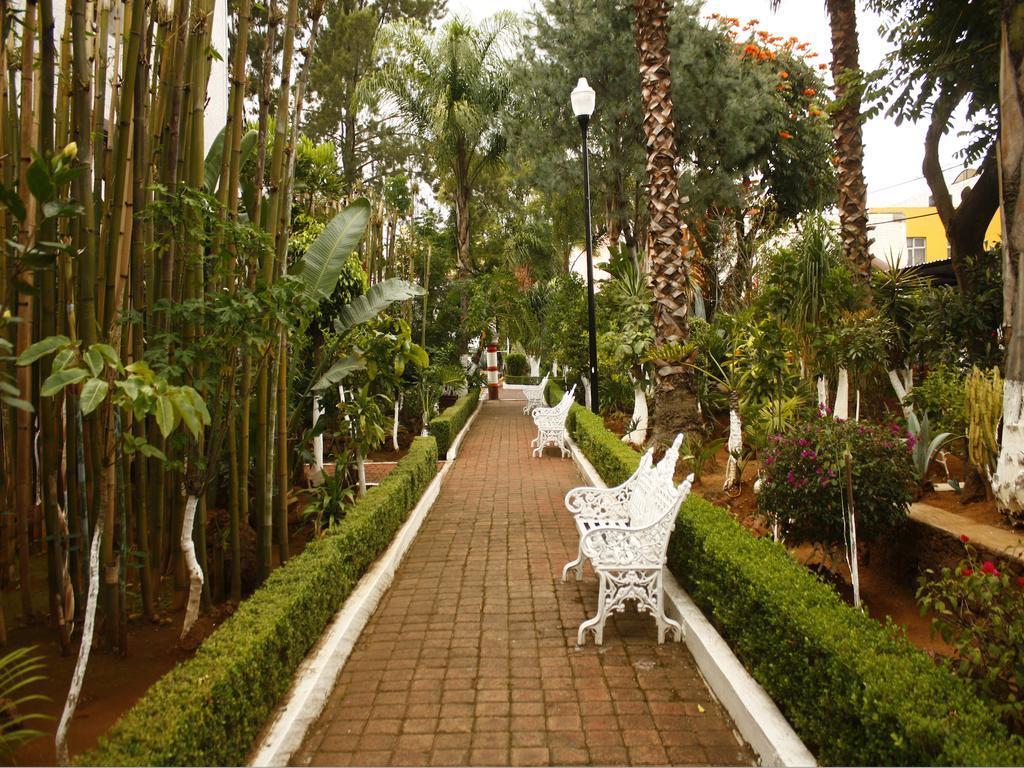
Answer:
xmin=907 ymin=410 xmax=953 ymax=486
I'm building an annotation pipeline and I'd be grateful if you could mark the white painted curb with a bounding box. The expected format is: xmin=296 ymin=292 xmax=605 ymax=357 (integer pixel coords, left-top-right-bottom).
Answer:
xmin=249 ymin=407 xmax=480 ymax=767
xmin=565 ymin=433 xmax=817 ymax=768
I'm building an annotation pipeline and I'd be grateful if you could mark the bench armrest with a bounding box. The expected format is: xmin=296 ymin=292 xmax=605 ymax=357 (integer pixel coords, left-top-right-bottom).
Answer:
xmin=580 ymin=512 xmax=677 ymax=569
xmin=564 ymin=485 xmax=631 ymax=522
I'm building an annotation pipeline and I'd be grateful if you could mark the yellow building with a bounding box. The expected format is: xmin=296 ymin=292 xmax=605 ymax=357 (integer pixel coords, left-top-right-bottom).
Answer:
xmin=868 ymin=169 xmax=1002 ymax=267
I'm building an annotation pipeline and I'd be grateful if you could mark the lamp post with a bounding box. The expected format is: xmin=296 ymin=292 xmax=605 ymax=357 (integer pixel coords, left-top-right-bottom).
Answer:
xmin=571 ymin=77 xmax=599 ymax=415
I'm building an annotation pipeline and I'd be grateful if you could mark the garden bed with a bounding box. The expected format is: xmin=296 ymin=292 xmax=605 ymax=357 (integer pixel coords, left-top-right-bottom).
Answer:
xmin=76 ymin=437 xmax=439 ymax=766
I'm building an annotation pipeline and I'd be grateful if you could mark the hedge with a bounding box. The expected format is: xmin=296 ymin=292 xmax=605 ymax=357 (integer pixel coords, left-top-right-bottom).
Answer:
xmin=81 ymin=437 xmax=439 ymax=766
xmin=555 ymin=397 xmax=1024 ymax=765
xmin=670 ymin=495 xmax=1024 ymax=765
xmin=504 ymin=375 xmax=542 ymax=385
xmin=428 ymin=387 xmax=480 ymax=459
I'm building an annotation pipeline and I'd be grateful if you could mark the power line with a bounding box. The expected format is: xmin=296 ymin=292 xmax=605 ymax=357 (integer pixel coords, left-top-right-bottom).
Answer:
xmin=869 ymin=163 xmax=965 ymax=194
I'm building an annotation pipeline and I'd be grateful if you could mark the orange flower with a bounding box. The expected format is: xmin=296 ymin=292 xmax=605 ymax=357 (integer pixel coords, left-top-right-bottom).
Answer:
xmin=803 ymin=88 xmax=817 ymax=96
xmin=778 ymin=131 xmax=793 ymax=139
xmin=758 ymin=30 xmax=770 ymax=40
xmin=818 ymin=63 xmax=828 ymax=70
xmin=778 ymin=71 xmax=789 ymax=78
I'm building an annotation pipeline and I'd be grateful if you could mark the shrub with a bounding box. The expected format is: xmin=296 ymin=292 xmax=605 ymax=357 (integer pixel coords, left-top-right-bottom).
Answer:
xmin=428 ymin=387 xmax=480 ymax=459
xmin=504 ymin=375 xmax=541 ymax=386
xmin=504 ymin=352 xmax=528 ymax=377
xmin=670 ymin=494 xmax=1024 ymax=766
xmin=905 ymin=363 xmax=967 ymax=439
xmin=758 ymin=416 xmax=913 ymax=551
xmin=918 ymin=538 xmax=1024 ymax=733
xmin=81 ymin=437 xmax=439 ymax=766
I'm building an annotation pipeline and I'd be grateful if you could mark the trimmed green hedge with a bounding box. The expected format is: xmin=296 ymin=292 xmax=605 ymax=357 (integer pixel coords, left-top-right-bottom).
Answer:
xmin=81 ymin=437 xmax=439 ymax=766
xmin=504 ymin=375 xmax=542 ymax=385
xmin=556 ymin=399 xmax=1024 ymax=765
xmin=671 ymin=495 xmax=1023 ymax=765
xmin=428 ymin=387 xmax=480 ymax=459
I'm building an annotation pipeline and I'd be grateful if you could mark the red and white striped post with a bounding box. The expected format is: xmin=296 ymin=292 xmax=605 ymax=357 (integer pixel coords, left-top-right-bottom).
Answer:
xmin=486 ymin=343 xmax=500 ymax=400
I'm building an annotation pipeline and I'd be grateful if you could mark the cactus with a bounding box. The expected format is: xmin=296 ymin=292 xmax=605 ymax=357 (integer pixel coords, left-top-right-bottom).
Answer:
xmin=965 ymin=366 xmax=1003 ymax=476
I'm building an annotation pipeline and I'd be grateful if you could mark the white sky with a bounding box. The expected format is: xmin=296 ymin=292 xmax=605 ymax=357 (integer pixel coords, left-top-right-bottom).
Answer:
xmin=446 ymin=0 xmax=977 ymax=208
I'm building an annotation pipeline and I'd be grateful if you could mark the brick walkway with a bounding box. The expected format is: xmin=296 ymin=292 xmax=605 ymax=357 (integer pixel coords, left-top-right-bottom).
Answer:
xmin=292 ymin=397 xmax=754 ymax=767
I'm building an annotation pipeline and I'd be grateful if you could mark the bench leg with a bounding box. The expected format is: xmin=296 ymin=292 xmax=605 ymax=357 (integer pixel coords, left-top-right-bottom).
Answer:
xmin=577 ymin=572 xmax=609 ymax=646
xmin=653 ymin=571 xmax=683 ymax=644
xmin=561 ymin=545 xmax=584 ymax=582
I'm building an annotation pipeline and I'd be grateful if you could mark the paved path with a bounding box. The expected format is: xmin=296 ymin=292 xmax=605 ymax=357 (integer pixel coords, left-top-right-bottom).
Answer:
xmin=292 ymin=397 xmax=754 ymax=766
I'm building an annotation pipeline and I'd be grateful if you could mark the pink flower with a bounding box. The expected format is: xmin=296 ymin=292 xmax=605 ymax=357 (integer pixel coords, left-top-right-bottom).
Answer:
xmin=982 ymin=561 xmax=1001 ymax=577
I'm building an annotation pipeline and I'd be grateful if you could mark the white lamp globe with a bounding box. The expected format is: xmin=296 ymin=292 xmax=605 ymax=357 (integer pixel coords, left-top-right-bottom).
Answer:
xmin=570 ymin=77 xmax=596 ymax=118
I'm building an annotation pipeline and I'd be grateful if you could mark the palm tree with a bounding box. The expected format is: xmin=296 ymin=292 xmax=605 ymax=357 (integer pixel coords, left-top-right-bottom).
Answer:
xmin=631 ymin=0 xmax=703 ymax=444
xmin=772 ymin=0 xmax=871 ymax=281
xmin=368 ymin=16 xmax=514 ymax=278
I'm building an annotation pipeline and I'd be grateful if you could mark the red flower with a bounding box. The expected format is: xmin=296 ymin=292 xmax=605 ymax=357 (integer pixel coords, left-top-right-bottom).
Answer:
xmin=960 ymin=534 xmax=970 ymax=543
xmin=803 ymin=88 xmax=817 ymax=96
xmin=982 ymin=561 xmax=1001 ymax=577
xmin=778 ymin=131 xmax=793 ymax=139
xmin=961 ymin=568 xmax=974 ymax=577
xmin=1017 ymin=576 xmax=1024 ymax=587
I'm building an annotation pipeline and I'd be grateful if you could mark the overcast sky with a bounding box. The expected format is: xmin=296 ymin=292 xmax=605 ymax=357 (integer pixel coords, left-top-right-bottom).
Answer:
xmin=445 ymin=0 xmax=977 ymax=208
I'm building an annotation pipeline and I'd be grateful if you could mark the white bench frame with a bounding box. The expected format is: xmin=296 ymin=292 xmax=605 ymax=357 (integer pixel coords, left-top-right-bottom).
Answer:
xmin=522 ymin=374 xmax=550 ymax=414
xmin=530 ymin=385 xmax=576 ymax=458
xmin=563 ymin=434 xmax=693 ymax=645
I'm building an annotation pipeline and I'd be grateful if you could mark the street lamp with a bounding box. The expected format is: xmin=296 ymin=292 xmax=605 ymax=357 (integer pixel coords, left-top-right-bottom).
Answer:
xmin=571 ymin=77 xmax=599 ymax=415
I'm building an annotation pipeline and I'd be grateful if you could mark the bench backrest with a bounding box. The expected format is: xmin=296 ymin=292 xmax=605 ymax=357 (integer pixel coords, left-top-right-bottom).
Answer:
xmin=631 ymin=434 xmax=685 ymax=529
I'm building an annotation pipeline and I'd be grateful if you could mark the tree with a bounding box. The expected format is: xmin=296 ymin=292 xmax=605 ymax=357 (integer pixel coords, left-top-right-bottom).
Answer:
xmin=992 ymin=1 xmax=1024 ymax=519
xmin=869 ymin=0 xmax=1000 ymax=296
xmin=632 ymin=0 xmax=703 ymax=445
xmin=369 ymin=16 xmax=515 ymax=277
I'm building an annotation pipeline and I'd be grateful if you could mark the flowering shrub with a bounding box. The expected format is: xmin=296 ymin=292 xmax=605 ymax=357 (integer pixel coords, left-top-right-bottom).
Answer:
xmin=917 ymin=538 xmax=1024 ymax=733
xmin=758 ymin=415 xmax=913 ymax=550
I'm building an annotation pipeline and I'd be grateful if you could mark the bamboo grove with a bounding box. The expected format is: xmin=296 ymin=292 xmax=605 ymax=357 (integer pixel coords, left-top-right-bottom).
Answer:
xmin=0 ymin=0 xmax=351 ymax=665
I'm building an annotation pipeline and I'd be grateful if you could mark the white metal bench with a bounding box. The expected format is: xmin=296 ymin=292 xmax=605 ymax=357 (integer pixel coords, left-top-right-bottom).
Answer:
xmin=522 ymin=374 xmax=550 ymax=414
xmin=531 ymin=384 xmax=576 ymax=458
xmin=563 ymin=434 xmax=693 ymax=645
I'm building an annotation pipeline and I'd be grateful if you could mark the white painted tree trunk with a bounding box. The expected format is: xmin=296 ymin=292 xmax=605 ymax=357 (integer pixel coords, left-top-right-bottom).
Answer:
xmin=55 ymin=514 xmax=104 ymax=766
xmin=723 ymin=408 xmax=743 ymax=492
xmin=833 ymin=368 xmax=849 ymax=420
xmin=312 ymin=395 xmax=324 ymax=471
xmin=848 ymin=504 xmax=861 ymax=608
xmin=552 ymin=359 xmax=559 ymax=377
xmin=621 ymin=381 xmax=648 ymax=447
xmin=527 ymin=355 xmax=541 ymax=378
xmin=392 ymin=396 xmax=400 ymax=451
xmin=816 ymin=376 xmax=829 ymax=412
xmin=581 ymin=376 xmax=591 ymax=411
xmin=993 ymin=380 xmax=1024 ymax=514
xmin=356 ymin=450 xmax=367 ymax=498
xmin=180 ymin=494 xmax=204 ymax=641
xmin=887 ymin=368 xmax=915 ymax=419
xmin=855 ymin=390 xmax=861 ymax=421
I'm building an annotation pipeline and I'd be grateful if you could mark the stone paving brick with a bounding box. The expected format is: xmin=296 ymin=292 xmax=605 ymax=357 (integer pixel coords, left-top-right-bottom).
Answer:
xmin=290 ymin=398 xmax=754 ymax=766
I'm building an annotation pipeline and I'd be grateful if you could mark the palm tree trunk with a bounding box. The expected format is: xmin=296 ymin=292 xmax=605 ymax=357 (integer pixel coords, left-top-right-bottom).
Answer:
xmin=826 ymin=0 xmax=871 ymax=282
xmin=632 ymin=0 xmax=702 ymax=446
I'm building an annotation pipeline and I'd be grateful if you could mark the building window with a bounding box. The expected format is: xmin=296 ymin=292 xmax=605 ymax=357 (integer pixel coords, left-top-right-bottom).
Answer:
xmin=906 ymin=237 xmax=927 ymax=265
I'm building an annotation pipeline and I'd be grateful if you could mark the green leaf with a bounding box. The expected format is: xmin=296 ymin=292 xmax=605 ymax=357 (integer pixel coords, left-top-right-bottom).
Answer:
xmin=203 ymin=126 xmax=227 ymax=193
xmin=138 ymin=442 xmax=167 ymax=461
xmin=0 ymin=184 xmax=26 ymax=223
xmin=79 ymin=377 xmax=109 ymax=415
xmin=52 ymin=347 xmax=75 ymax=372
xmin=1 ymin=395 xmax=34 ymax=412
xmin=332 ymin=277 xmax=425 ymax=336
xmin=26 ymin=158 xmax=54 ymax=203
xmin=155 ymin=396 xmax=176 ymax=438
xmin=83 ymin=348 xmax=103 ymax=377
xmin=40 ymin=367 xmax=88 ymax=397
xmin=312 ymin=356 xmax=364 ymax=391
xmin=91 ymin=343 xmax=120 ymax=368
xmin=42 ymin=200 xmax=84 ymax=219
xmin=173 ymin=392 xmax=203 ymax=439
xmin=16 ymin=334 xmax=70 ymax=365
xmin=290 ymin=199 xmax=371 ymax=304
